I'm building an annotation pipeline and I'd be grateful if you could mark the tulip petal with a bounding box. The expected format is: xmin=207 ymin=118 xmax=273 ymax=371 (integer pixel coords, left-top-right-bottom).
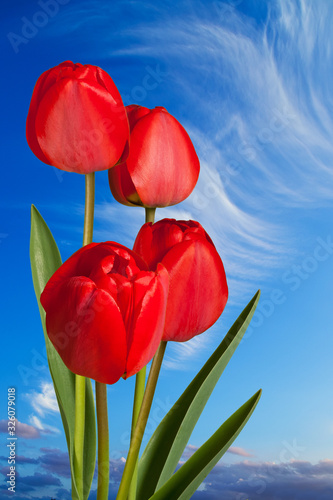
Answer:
xmin=26 ymin=61 xmax=76 ymax=165
xmin=42 ymin=277 xmax=127 ymax=384
xmin=125 ymin=264 xmax=169 ymax=377
xmin=26 ymin=70 xmax=56 ymax=165
xmin=133 ymin=221 xmax=184 ymax=269
xmin=126 ymin=108 xmax=200 ymax=207
xmin=35 ymin=77 xmax=129 ymax=173
xmin=108 ymin=162 xmax=142 ymax=206
xmin=161 ymin=240 xmax=228 ymax=341
xmin=40 ymin=242 xmax=147 ymax=307
xmin=126 ymin=104 xmax=150 ymax=131
xmin=39 ymin=243 xmax=100 ymax=305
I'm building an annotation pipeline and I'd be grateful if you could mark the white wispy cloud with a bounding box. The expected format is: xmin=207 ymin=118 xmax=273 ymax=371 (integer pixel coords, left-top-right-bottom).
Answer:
xmin=93 ymin=201 xmax=145 ymax=248
xmin=106 ymin=0 xmax=333 ymax=236
xmin=25 ymin=381 xmax=59 ymax=418
xmin=24 ymin=382 xmax=61 ymax=436
xmin=89 ymin=1 xmax=333 ymax=298
xmin=163 ymin=333 xmax=214 ymax=371
xmin=29 ymin=415 xmax=60 ymax=435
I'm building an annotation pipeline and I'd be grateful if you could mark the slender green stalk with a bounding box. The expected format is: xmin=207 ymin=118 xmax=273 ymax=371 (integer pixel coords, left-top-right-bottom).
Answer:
xmin=74 ymin=375 xmax=86 ymax=498
xmin=127 ymin=206 xmax=156 ymax=500
xmin=74 ymin=172 xmax=95 ymax=498
xmin=82 ymin=172 xmax=95 ymax=246
xmin=127 ymin=368 xmax=146 ymax=500
xmin=145 ymin=206 xmax=156 ymax=224
xmin=116 ymin=341 xmax=167 ymax=500
xmin=96 ymin=382 xmax=109 ymax=500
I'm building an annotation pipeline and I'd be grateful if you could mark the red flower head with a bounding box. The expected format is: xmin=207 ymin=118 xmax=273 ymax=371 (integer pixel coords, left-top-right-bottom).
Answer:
xmin=40 ymin=242 xmax=169 ymax=384
xmin=108 ymin=105 xmax=200 ymax=208
xmin=133 ymin=219 xmax=228 ymax=342
xmin=26 ymin=61 xmax=129 ymax=174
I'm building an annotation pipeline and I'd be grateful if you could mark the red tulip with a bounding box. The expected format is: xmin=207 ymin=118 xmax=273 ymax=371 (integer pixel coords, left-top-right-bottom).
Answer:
xmin=26 ymin=61 xmax=129 ymax=174
xmin=108 ymin=105 xmax=200 ymax=207
xmin=133 ymin=219 xmax=228 ymax=342
xmin=40 ymin=242 xmax=169 ymax=384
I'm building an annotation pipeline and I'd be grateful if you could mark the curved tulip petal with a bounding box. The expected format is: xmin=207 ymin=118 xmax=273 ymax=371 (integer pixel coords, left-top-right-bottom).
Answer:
xmin=42 ymin=277 xmax=127 ymax=384
xmin=26 ymin=66 xmax=59 ymax=165
xmin=126 ymin=104 xmax=150 ymax=131
xmin=35 ymin=78 xmax=127 ymax=173
xmin=133 ymin=221 xmax=184 ymax=269
xmin=39 ymin=243 xmax=99 ymax=309
xmin=108 ymin=163 xmax=141 ymax=206
xmin=161 ymin=240 xmax=228 ymax=341
xmin=125 ymin=264 xmax=169 ymax=377
xmin=41 ymin=242 xmax=147 ymax=300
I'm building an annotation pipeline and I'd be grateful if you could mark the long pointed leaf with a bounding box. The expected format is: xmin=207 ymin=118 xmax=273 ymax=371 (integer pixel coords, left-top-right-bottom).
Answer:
xmin=137 ymin=291 xmax=260 ymax=499
xmin=149 ymin=389 xmax=261 ymax=500
xmin=30 ymin=205 xmax=96 ymax=500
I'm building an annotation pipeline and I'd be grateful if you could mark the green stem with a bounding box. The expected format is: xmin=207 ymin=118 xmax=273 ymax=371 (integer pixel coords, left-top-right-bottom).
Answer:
xmin=74 ymin=375 xmax=86 ymax=498
xmin=145 ymin=206 xmax=156 ymax=224
xmin=127 ymin=368 xmax=146 ymax=500
xmin=96 ymin=382 xmax=109 ymax=500
xmin=116 ymin=341 xmax=167 ymax=500
xmin=127 ymin=206 xmax=156 ymax=500
xmin=83 ymin=172 xmax=95 ymax=246
xmin=74 ymin=172 xmax=95 ymax=498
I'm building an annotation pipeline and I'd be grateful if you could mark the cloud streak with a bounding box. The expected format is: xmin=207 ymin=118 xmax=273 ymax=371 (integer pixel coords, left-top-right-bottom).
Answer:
xmin=99 ymin=0 xmax=333 ymax=297
xmin=24 ymin=381 xmax=59 ymax=417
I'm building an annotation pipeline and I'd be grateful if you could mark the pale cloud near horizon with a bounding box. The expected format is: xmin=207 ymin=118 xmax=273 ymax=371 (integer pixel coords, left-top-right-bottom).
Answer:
xmin=0 ymin=419 xmax=40 ymax=439
xmin=193 ymin=457 xmax=333 ymax=499
xmin=181 ymin=444 xmax=254 ymax=460
xmin=227 ymin=446 xmax=254 ymax=457
xmin=3 ymin=451 xmax=331 ymax=500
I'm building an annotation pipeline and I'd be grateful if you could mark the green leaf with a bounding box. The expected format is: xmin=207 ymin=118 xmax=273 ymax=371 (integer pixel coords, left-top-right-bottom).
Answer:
xmin=137 ymin=291 xmax=260 ymax=499
xmin=149 ymin=389 xmax=262 ymax=500
xmin=30 ymin=205 xmax=96 ymax=500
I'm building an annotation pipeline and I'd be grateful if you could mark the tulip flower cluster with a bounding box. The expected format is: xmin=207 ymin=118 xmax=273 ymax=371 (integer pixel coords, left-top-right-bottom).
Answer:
xmin=27 ymin=61 xmax=228 ymax=382
xmin=27 ymin=60 xmax=260 ymax=500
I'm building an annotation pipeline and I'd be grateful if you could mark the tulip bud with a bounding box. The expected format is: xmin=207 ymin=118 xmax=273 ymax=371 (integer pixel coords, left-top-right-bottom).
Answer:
xmin=26 ymin=61 xmax=129 ymax=174
xmin=108 ymin=105 xmax=200 ymax=208
xmin=133 ymin=219 xmax=228 ymax=341
xmin=40 ymin=242 xmax=169 ymax=384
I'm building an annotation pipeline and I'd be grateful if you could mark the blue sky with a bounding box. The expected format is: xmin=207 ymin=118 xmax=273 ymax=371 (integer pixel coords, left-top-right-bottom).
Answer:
xmin=1 ymin=0 xmax=333 ymax=498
